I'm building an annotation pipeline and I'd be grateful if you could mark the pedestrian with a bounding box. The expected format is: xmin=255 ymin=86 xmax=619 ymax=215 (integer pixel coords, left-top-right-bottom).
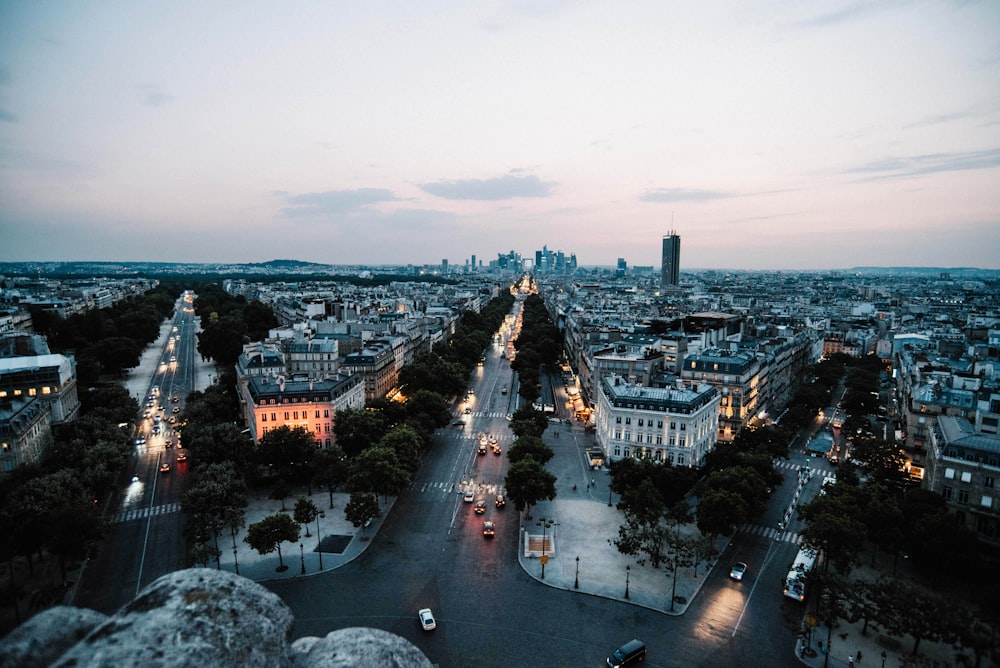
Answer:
xmin=818 ymin=640 xmax=824 ymax=654
xmin=856 ymin=650 xmax=862 ymax=663
xmin=848 ymin=655 xmax=854 ymax=667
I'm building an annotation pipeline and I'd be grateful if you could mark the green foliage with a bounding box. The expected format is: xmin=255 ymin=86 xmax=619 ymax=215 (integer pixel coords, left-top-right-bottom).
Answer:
xmin=504 ymin=457 xmax=557 ymax=513
xmin=507 ymin=436 xmax=554 ymax=466
xmin=377 ymin=426 xmax=424 ymax=471
xmin=344 ymin=491 xmax=380 ymax=530
xmin=293 ymin=497 xmax=320 ymax=536
xmin=244 ymin=513 xmax=300 ymax=568
xmin=348 ymin=445 xmax=410 ymax=501
xmin=312 ymin=446 xmax=348 ymax=509
xmin=696 ymin=488 xmax=747 ymax=541
xmin=333 ymin=407 xmax=387 ymax=458
xmin=256 ymin=426 xmax=317 ymax=485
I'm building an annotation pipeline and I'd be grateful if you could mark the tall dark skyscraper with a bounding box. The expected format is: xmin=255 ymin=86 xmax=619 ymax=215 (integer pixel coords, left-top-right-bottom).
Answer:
xmin=661 ymin=231 xmax=680 ymax=287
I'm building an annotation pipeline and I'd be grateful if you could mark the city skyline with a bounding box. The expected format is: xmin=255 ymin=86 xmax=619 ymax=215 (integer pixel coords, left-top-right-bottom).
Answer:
xmin=1 ymin=2 xmax=999 ymax=270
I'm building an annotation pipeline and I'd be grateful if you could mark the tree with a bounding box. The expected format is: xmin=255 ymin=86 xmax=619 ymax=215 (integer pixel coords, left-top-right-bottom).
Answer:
xmin=348 ymin=445 xmax=410 ymax=503
xmin=798 ymin=482 xmax=867 ymax=574
xmin=504 ymin=457 xmax=557 ymax=516
xmin=696 ymin=488 xmax=747 ymax=545
xmin=312 ymin=446 xmax=348 ymax=509
xmin=293 ymin=497 xmax=320 ymax=538
xmin=612 ymin=480 xmax=668 ymax=567
xmin=507 ymin=436 xmax=554 ymax=466
xmin=244 ymin=513 xmax=299 ymax=571
xmin=403 ymin=390 xmax=451 ymax=441
xmin=333 ymin=407 xmax=386 ymax=459
xmin=344 ymin=492 xmax=380 ymax=537
xmin=182 ymin=462 xmax=247 ymax=569
xmin=378 ymin=426 xmax=424 ymax=470
xmin=257 ymin=426 xmax=317 ymax=486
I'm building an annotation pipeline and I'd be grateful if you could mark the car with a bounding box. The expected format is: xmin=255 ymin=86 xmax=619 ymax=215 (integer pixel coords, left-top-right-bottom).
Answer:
xmin=474 ymin=501 xmax=486 ymax=515
xmin=501 ymin=387 xmax=507 ymax=395
xmin=176 ymin=452 xmax=187 ymax=462
xmin=452 ymin=420 xmax=465 ymax=428
xmin=171 ymin=396 xmax=180 ymax=403
xmin=172 ymin=407 xmax=180 ymax=413
xmin=169 ymin=356 xmax=176 ymax=362
xmin=165 ymin=438 xmax=173 ymax=447
xmin=463 ymin=490 xmax=475 ymax=503
xmin=492 ymin=444 xmax=502 ymax=455
xmin=478 ymin=443 xmax=487 ymax=455
xmin=159 ymin=463 xmax=171 ymax=473
xmin=168 ymin=416 xmax=176 ymax=424
xmin=464 ymin=407 xmax=472 ymax=414
xmin=729 ymin=561 xmax=748 ymax=582
xmin=467 ymin=388 xmax=474 ymax=395
xmin=483 ymin=521 xmax=495 ymax=537
xmin=495 ymin=495 xmax=506 ymax=508
xmin=418 ymin=608 xmax=436 ymax=631
xmin=134 ymin=437 xmax=146 ymax=445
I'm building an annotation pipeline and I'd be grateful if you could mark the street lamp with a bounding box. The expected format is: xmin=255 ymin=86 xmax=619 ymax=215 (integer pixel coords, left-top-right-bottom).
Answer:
xmin=539 ymin=517 xmax=554 ymax=580
xmin=574 ymin=556 xmax=579 ymax=589
xmin=299 ymin=543 xmax=305 ymax=575
xmin=625 ymin=565 xmax=630 ymax=599
xmin=316 ymin=512 xmax=324 ymax=570
xmin=608 ymin=483 xmax=613 ymax=507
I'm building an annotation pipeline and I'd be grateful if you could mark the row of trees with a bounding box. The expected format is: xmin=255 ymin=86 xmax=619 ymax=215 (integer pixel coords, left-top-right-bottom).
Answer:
xmin=509 ymin=294 xmax=562 ymax=405
xmin=398 ymin=291 xmax=515 ymax=399
xmin=30 ymin=283 xmax=181 ymax=385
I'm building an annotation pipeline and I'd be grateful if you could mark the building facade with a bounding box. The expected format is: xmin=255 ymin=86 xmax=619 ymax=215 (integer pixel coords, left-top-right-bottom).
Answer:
xmin=241 ymin=373 xmax=364 ymax=447
xmin=680 ymin=348 xmax=761 ymax=443
xmin=661 ymin=232 xmax=680 ymax=287
xmin=595 ymin=375 xmax=719 ymax=467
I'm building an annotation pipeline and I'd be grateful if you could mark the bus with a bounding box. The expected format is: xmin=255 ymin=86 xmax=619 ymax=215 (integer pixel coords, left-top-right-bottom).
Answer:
xmin=783 ymin=547 xmax=817 ymax=602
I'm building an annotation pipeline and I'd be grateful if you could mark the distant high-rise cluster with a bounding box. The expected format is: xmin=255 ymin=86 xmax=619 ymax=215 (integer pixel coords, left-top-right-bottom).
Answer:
xmin=533 ymin=245 xmax=577 ymax=274
xmin=661 ymin=231 xmax=680 ymax=287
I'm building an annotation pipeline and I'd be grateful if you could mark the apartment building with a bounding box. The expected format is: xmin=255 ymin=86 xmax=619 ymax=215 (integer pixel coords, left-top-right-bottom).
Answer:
xmin=241 ymin=373 xmax=364 ymax=447
xmin=680 ymin=348 xmax=761 ymax=443
xmin=595 ymin=375 xmax=719 ymax=468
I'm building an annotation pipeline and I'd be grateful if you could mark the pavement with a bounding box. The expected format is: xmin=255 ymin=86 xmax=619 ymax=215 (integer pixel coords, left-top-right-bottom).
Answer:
xmin=124 ymin=315 xmax=963 ymax=668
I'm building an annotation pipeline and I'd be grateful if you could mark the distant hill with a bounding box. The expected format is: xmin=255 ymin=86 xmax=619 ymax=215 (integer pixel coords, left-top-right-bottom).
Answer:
xmin=249 ymin=259 xmax=329 ymax=269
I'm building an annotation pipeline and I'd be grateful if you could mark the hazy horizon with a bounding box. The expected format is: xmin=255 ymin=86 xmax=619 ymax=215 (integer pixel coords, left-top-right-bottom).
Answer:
xmin=2 ymin=2 xmax=998 ymax=270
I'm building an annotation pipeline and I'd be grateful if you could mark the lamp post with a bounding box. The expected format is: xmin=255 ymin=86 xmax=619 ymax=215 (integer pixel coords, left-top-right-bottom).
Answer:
xmin=574 ymin=556 xmax=580 ymax=589
xmin=316 ymin=513 xmax=324 ymax=570
xmin=540 ymin=518 xmax=553 ymax=579
xmin=608 ymin=483 xmax=613 ymax=507
xmin=299 ymin=543 xmax=305 ymax=575
xmin=625 ymin=565 xmax=630 ymax=599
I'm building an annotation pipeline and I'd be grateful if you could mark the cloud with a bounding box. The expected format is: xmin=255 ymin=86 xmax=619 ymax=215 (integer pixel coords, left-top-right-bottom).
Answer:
xmin=847 ymin=147 xmax=1000 ymax=180
xmin=0 ymin=108 xmax=16 ymax=123
xmin=278 ymin=188 xmax=400 ymax=217
xmin=639 ymin=188 xmax=735 ymax=203
xmin=419 ymin=173 xmax=554 ymax=200
xmin=790 ymin=1 xmax=904 ymax=29
xmin=139 ymin=85 xmax=174 ymax=108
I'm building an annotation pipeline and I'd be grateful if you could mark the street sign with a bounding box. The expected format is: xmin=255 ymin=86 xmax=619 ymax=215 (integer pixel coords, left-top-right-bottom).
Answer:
xmin=540 ymin=555 xmax=548 ymax=565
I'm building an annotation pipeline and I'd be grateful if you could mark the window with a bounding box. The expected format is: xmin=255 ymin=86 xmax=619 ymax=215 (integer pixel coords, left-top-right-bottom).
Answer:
xmin=284 ymin=412 xmax=290 ymax=420
xmin=614 ymin=431 xmax=622 ymax=440
xmin=623 ymin=447 xmax=630 ymax=458
xmin=315 ymin=410 xmax=320 ymax=419
xmin=638 ymin=419 xmax=644 ymax=427
xmin=670 ymin=422 xmax=676 ymax=430
xmin=986 ymin=477 xmax=995 ymax=489
xmin=961 ymin=471 xmax=972 ymax=483
xmin=324 ymin=409 xmax=330 ymax=418
xmin=614 ymin=446 xmax=621 ymax=457
xmin=958 ymin=490 xmax=969 ymax=505
xmin=261 ymin=413 xmax=267 ymax=422
xmin=645 ymin=434 xmax=652 ymax=444
xmin=656 ymin=436 xmax=662 ymax=445
xmin=680 ymin=423 xmax=686 ymax=431
xmin=677 ymin=455 xmax=685 ymax=465
xmin=616 ymin=416 xmax=622 ymax=424
xmin=271 ymin=413 xmax=276 ymax=421
xmin=657 ymin=420 xmax=663 ymax=428
xmin=982 ymin=496 xmax=993 ymax=509
xmin=679 ymin=436 xmax=686 ymax=448
xmin=623 ymin=431 xmax=631 ymax=441
xmin=625 ymin=417 xmax=631 ymax=425
xmin=943 ymin=486 xmax=953 ymax=500
xmin=945 ymin=468 xmax=955 ymax=479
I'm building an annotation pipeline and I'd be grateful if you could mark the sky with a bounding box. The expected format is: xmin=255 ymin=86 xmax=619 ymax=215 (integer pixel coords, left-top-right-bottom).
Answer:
xmin=1 ymin=1 xmax=999 ymax=270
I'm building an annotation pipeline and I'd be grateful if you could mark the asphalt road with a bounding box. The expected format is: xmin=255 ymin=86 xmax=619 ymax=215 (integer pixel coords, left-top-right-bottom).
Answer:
xmin=72 ymin=298 xmax=198 ymax=613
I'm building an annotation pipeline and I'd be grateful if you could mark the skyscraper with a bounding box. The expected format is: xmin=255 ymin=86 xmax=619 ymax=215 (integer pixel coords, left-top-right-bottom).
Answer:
xmin=661 ymin=232 xmax=680 ymax=287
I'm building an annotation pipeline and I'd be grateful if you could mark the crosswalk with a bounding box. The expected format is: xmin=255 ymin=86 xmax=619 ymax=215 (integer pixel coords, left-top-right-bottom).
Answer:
xmin=114 ymin=502 xmax=181 ymax=524
xmin=461 ymin=411 xmax=511 ymax=420
xmin=739 ymin=523 xmax=803 ymax=545
xmin=410 ymin=479 xmax=506 ymax=497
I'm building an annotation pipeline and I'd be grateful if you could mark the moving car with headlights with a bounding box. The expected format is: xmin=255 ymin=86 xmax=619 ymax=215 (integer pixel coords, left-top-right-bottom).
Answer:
xmin=482 ymin=521 xmax=495 ymax=537
xmin=463 ymin=490 xmax=475 ymax=503
xmin=729 ymin=561 xmax=748 ymax=582
xmin=607 ymin=639 xmax=646 ymax=667
xmin=495 ymin=495 xmax=506 ymax=508
xmin=474 ymin=501 xmax=486 ymax=515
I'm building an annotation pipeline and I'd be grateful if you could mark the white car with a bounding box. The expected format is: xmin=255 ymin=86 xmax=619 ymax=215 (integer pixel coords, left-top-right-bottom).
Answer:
xmin=729 ymin=562 xmax=748 ymax=582
xmin=418 ymin=608 xmax=436 ymax=631
xmin=463 ymin=491 xmax=475 ymax=503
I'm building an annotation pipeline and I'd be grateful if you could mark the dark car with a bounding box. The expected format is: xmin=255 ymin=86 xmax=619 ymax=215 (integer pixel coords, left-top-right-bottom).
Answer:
xmin=474 ymin=501 xmax=486 ymax=515
xmin=495 ymin=495 xmax=506 ymax=508
xmin=482 ymin=521 xmax=495 ymax=537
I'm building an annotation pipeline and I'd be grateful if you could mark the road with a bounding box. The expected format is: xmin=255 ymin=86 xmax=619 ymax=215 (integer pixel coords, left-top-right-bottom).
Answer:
xmin=72 ymin=294 xmax=200 ymax=613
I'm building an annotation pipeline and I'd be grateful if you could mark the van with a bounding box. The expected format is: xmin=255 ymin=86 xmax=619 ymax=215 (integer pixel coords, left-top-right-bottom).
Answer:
xmin=607 ymin=639 xmax=646 ymax=667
